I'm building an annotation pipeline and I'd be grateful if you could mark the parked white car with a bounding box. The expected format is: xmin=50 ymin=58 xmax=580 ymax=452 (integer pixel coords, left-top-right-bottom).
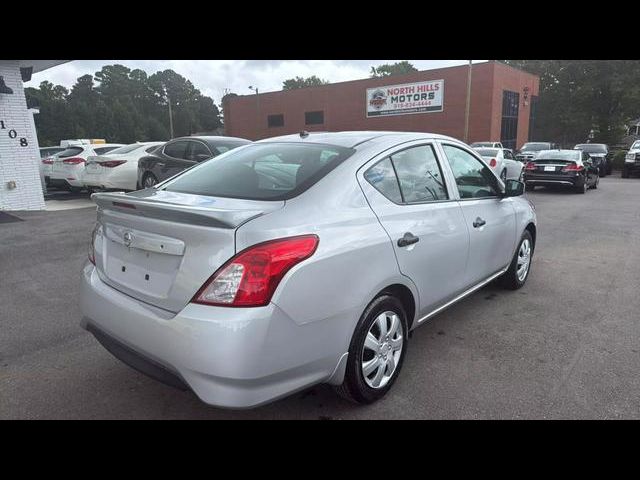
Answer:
xmin=83 ymin=142 xmax=165 ymax=192
xmin=473 ymin=147 xmax=523 ymax=182
xmin=49 ymin=143 xmax=125 ymax=192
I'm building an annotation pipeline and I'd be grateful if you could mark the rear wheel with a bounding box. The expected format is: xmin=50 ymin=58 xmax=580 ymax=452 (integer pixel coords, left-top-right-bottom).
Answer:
xmin=142 ymin=172 xmax=158 ymax=188
xmin=500 ymin=230 xmax=534 ymax=290
xmin=576 ymin=179 xmax=587 ymax=194
xmin=335 ymin=295 xmax=408 ymax=404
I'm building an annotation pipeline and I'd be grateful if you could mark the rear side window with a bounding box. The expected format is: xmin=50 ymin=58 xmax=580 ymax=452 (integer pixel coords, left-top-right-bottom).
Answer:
xmin=164 ymin=141 xmax=189 ymax=159
xmin=364 ymin=158 xmax=402 ymax=204
xmin=57 ymin=147 xmax=84 ymax=158
xmin=391 ymin=145 xmax=448 ymax=202
xmin=162 ymin=143 xmax=354 ymax=201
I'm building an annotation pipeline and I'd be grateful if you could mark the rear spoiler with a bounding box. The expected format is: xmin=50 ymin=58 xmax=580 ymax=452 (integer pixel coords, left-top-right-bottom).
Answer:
xmin=91 ymin=191 xmax=266 ymax=229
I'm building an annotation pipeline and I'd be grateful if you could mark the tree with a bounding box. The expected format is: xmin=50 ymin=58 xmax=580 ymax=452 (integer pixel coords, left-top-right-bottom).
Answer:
xmin=282 ymin=75 xmax=329 ymax=90
xmin=370 ymin=61 xmax=418 ymax=78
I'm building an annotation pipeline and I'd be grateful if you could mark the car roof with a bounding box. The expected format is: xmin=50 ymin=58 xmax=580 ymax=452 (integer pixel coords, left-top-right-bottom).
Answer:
xmin=257 ymin=131 xmax=461 ymax=148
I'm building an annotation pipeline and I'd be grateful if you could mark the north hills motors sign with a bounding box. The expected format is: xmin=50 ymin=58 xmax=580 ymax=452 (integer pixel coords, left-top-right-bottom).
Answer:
xmin=366 ymin=79 xmax=444 ymax=117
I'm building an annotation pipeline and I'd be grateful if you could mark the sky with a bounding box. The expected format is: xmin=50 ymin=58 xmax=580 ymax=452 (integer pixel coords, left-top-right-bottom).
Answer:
xmin=26 ymin=60 xmax=487 ymax=103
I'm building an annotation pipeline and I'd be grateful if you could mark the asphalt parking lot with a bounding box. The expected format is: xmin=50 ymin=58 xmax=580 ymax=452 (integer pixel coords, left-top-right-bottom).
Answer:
xmin=2 ymin=174 xmax=640 ymax=419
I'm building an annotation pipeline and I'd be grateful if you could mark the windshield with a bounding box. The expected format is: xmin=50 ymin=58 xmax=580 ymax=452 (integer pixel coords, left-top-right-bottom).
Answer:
xmin=162 ymin=142 xmax=355 ymax=201
xmin=631 ymin=141 xmax=640 ymax=150
xmin=474 ymin=148 xmax=499 ymax=157
xmin=521 ymin=143 xmax=550 ymax=151
xmin=57 ymin=146 xmax=84 ymax=158
xmin=536 ymin=150 xmax=580 ymax=161
xmin=105 ymin=144 xmax=148 ymax=155
xmin=574 ymin=144 xmax=607 ymax=153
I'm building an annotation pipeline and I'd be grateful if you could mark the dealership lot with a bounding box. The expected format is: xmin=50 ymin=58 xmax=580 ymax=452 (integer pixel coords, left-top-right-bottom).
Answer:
xmin=2 ymin=175 xmax=640 ymax=419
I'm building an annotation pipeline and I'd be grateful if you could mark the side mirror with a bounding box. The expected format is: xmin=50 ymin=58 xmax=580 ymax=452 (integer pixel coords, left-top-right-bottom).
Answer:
xmin=504 ymin=179 xmax=525 ymax=197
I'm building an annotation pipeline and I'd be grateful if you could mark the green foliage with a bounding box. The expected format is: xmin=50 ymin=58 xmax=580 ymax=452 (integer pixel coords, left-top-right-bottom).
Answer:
xmin=612 ymin=149 xmax=629 ymax=170
xmin=503 ymin=60 xmax=640 ymax=146
xmin=370 ymin=61 xmax=418 ymax=78
xmin=25 ymin=64 xmax=223 ymax=147
xmin=282 ymin=76 xmax=329 ymax=90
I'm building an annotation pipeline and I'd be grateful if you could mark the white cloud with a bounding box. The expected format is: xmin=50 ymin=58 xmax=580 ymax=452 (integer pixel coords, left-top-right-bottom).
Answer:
xmin=26 ymin=60 xmax=487 ymax=103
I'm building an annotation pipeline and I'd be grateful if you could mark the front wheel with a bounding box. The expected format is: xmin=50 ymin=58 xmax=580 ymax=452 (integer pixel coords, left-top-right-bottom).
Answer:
xmin=335 ymin=295 xmax=408 ymax=404
xmin=500 ymin=230 xmax=534 ymax=290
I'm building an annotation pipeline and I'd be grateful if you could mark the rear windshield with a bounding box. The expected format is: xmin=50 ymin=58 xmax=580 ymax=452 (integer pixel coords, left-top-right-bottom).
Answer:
xmin=632 ymin=141 xmax=640 ymax=149
xmin=94 ymin=146 xmax=120 ymax=155
xmin=106 ymin=144 xmax=146 ymax=155
xmin=521 ymin=143 xmax=550 ymax=151
xmin=536 ymin=150 xmax=580 ymax=161
xmin=574 ymin=144 xmax=607 ymax=153
xmin=162 ymin=143 xmax=355 ymax=200
xmin=474 ymin=148 xmax=499 ymax=157
xmin=57 ymin=147 xmax=84 ymax=158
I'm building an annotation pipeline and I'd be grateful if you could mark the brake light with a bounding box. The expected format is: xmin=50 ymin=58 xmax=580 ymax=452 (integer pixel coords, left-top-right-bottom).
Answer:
xmin=62 ymin=157 xmax=85 ymax=165
xmin=99 ymin=160 xmax=127 ymax=168
xmin=525 ymin=161 xmax=536 ymax=171
xmin=42 ymin=158 xmax=54 ymax=165
xmin=489 ymin=158 xmax=497 ymax=167
xmin=193 ymin=235 xmax=319 ymax=307
xmin=562 ymin=162 xmax=584 ymax=172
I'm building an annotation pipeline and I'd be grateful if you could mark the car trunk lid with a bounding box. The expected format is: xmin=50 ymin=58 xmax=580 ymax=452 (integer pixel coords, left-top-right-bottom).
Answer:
xmin=92 ymin=189 xmax=284 ymax=313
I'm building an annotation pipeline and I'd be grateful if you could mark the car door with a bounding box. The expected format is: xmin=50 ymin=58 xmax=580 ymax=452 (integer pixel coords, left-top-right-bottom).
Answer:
xmin=358 ymin=142 xmax=470 ymax=317
xmin=438 ymin=142 xmax=517 ymax=288
xmin=160 ymin=140 xmax=192 ymax=180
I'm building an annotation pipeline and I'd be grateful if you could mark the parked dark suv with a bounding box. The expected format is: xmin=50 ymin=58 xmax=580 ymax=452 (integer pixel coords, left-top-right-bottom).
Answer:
xmin=137 ymin=136 xmax=251 ymax=188
xmin=573 ymin=143 xmax=612 ymax=177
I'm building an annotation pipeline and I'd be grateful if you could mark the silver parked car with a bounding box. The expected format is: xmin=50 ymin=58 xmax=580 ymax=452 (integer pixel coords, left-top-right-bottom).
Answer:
xmin=81 ymin=131 xmax=537 ymax=408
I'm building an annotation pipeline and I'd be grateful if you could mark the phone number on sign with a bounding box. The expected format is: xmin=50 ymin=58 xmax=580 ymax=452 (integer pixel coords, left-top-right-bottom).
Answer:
xmin=392 ymin=101 xmax=434 ymax=109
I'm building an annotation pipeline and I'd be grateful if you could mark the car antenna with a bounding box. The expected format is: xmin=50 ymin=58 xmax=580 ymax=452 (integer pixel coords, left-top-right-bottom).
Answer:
xmin=300 ymin=131 xmax=309 ymax=138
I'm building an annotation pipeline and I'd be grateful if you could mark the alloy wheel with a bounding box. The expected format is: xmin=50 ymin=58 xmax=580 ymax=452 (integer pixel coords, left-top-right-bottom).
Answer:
xmin=143 ymin=175 xmax=157 ymax=188
xmin=361 ymin=311 xmax=404 ymax=389
xmin=516 ymin=238 xmax=531 ymax=282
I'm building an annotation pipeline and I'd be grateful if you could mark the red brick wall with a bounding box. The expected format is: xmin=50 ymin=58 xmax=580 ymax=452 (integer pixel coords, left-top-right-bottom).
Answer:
xmin=224 ymin=61 xmax=539 ymax=147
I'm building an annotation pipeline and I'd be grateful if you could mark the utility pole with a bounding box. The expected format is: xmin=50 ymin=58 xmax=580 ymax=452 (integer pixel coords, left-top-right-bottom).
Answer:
xmin=249 ymin=85 xmax=260 ymax=139
xmin=464 ymin=60 xmax=472 ymax=143
xmin=167 ymin=95 xmax=174 ymax=139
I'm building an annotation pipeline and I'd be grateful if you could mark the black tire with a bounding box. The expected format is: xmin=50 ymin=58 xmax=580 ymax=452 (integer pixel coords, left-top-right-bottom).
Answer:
xmin=142 ymin=172 xmax=158 ymax=188
xmin=500 ymin=169 xmax=507 ymax=182
xmin=622 ymin=167 xmax=630 ymax=178
xmin=499 ymin=230 xmax=534 ymax=290
xmin=592 ymin=175 xmax=599 ymax=189
xmin=525 ymin=183 xmax=535 ymax=192
xmin=576 ymin=179 xmax=587 ymax=194
xmin=335 ymin=295 xmax=408 ymax=405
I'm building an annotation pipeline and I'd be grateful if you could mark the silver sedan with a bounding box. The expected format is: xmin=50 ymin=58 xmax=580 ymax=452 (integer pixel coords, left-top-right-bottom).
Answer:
xmin=80 ymin=131 xmax=537 ymax=408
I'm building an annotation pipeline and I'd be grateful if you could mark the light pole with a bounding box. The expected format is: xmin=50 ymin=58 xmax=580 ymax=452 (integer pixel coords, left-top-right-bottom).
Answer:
xmin=249 ymin=85 xmax=260 ymax=139
xmin=167 ymin=95 xmax=174 ymax=139
xmin=464 ymin=60 xmax=472 ymax=143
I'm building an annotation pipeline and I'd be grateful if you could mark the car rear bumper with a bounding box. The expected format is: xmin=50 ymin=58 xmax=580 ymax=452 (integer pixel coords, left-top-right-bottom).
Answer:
xmin=80 ymin=263 xmax=348 ymax=409
xmin=524 ymin=173 xmax=583 ymax=188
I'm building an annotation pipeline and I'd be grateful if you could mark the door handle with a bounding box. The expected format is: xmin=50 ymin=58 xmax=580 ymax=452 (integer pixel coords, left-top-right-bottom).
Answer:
xmin=397 ymin=232 xmax=419 ymax=247
xmin=473 ymin=217 xmax=486 ymax=228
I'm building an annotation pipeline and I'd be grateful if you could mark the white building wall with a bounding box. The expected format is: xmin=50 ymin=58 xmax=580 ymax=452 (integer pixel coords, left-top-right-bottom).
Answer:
xmin=0 ymin=60 xmax=45 ymax=210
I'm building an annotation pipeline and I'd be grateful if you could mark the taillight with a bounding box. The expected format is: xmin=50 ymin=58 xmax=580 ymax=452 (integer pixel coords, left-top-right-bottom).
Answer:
xmin=489 ymin=158 xmax=497 ymax=168
xmin=193 ymin=235 xmax=319 ymax=307
xmin=562 ymin=162 xmax=584 ymax=172
xmin=99 ymin=160 xmax=127 ymax=168
xmin=88 ymin=224 xmax=100 ymax=265
xmin=525 ymin=161 xmax=536 ymax=171
xmin=63 ymin=157 xmax=85 ymax=165
xmin=42 ymin=158 xmax=54 ymax=165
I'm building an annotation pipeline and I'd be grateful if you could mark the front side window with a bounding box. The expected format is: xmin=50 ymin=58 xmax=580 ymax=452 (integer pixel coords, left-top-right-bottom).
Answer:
xmin=390 ymin=145 xmax=448 ymax=202
xmin=163 ymin=142 xmax=354 ymax=201
xmin=441 ymin=144 xmax=499 ymax=199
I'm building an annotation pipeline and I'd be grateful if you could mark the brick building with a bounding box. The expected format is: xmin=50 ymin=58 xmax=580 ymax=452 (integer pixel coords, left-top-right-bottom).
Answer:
xmin=224 ymin=61 xmax=540 ymax=151
xmin=0 ymin=60 xmax=68 ymax=211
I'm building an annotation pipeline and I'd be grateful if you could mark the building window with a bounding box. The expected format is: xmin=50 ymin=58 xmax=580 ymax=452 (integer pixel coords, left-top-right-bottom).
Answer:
xmin=305 ymin=111 xmax=324 ymax=125
xmin=528 ymin=95 xmax=538 ymax=141
xmin=268 ymin=114 xmax=284 ymax=128
xmin=500 ymin=90 xmax=519 ymax=151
